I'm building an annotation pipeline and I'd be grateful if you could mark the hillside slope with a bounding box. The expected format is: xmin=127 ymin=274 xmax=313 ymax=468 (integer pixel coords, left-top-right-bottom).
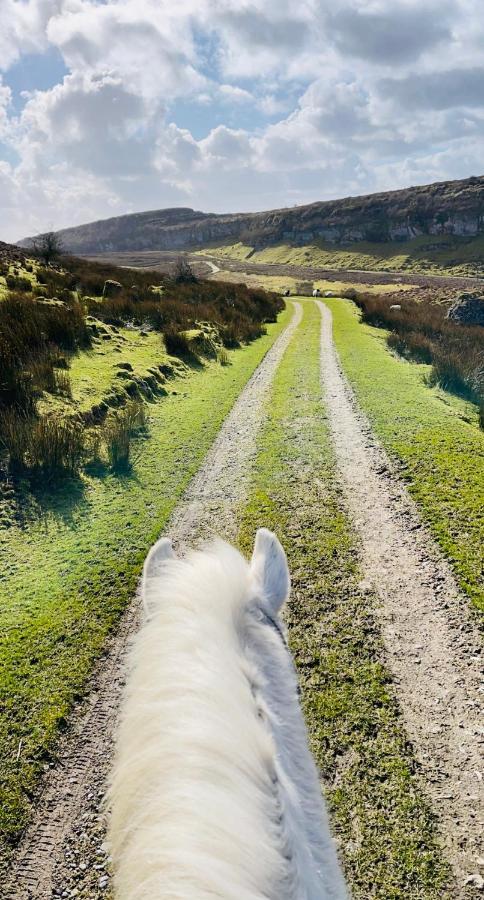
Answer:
xmin=20 ymin=176 xmax=484 ymax=258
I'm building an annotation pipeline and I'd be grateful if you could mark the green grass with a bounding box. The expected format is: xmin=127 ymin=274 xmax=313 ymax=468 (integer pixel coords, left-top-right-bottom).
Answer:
xmin=0 ymin=307 xmax=290 ymax=867
xmin=239 ymin=301 xmax=450 ymax=898
xmin=327 ymin=298 xmax=484 ymax=613
xmin=39 ymin=322 xmax=183 ymax=417
xmin=210 ymin=267 xmax=410 ymax=296
xmin=199 ymin=233 xmax=484 ymax=277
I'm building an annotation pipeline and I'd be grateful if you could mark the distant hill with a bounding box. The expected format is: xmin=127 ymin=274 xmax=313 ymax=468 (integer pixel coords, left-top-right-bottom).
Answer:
xmin=20 ymin=175 xmax=484 ymax=256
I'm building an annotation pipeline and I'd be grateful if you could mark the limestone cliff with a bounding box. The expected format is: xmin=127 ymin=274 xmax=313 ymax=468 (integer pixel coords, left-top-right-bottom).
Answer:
xmin=21 ymin=175 xmax=484 ymax=254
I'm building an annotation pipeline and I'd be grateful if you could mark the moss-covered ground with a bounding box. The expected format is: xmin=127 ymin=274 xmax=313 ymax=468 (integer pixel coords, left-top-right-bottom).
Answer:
xmin=38 ymin=321 xmax=186 ymax=417
xmin=326 ymin=298 xmax=484 ymax=613
xmin=0 ymin=307 xmax=290 ymax=864
xmin=198 ymin=233 xmax=484 ymax=277
xmin=239 ymin=301 xmax=450 ymax=898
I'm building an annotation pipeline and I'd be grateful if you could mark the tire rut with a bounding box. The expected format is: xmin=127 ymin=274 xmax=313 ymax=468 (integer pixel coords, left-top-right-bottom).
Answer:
xmin=3 ymin=303 xmax=302 ymax=900
xmin=317 ymin=300 xmax=483 ymax=896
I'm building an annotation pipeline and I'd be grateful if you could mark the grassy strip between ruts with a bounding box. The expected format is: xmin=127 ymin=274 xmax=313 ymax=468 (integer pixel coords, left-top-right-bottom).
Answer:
xmin=239 ymin=301 xmax=450 ymax=899
xmin=0 ymin=307 xmax=290 ymax=869
xmin=326 ymin=298 xmax=484 ymax=614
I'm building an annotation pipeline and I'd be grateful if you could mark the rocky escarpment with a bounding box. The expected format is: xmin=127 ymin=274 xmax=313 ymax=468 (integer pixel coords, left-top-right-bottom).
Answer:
xmin=21 ymin=175 xmax=484 ymax=255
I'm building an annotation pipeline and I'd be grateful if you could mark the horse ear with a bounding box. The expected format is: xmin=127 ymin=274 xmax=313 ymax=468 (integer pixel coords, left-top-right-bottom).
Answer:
xmin=142 ymin=537 xmax=176 ymax=592
xmin=250 ymin=528 xmax=290 ymax=614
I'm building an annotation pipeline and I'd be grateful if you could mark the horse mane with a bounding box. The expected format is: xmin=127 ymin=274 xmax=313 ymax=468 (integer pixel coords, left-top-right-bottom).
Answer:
xmin=108 ymin=538 xmax=347 ymax=900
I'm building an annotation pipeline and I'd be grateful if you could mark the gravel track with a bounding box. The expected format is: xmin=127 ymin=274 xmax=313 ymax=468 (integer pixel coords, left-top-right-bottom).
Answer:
xmin=317 ymin=299 xmax=484 ymax=896
xmin=3 ymin=303 xmax=301 ymax=900
xmin=5 ymin=296 xmax=482 ymax=898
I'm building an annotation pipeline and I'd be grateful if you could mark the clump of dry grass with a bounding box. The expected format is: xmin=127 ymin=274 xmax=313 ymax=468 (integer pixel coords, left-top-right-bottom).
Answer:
xmin=105 ymin=400 xmax=147 ymax=471
xmin=0 ymin=409 xmax=86 ymax=477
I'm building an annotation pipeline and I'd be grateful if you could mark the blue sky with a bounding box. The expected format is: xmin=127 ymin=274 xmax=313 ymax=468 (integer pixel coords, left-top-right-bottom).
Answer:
xmin=0 ymin=0 xmax=483 ymax=241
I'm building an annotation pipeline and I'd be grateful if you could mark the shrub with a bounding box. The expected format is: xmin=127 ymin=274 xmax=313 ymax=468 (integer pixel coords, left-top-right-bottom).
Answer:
xmin=30 ymin=231 xmax=65 ymax=266
xmin=387 ymin=331 xmax=433 ymax=364
xmin=173 ymin=257 xmax=198 ymax=284
xmin=164 ymin=329 xmax=193 ymax=358
xmin=218 ymin=348 xmax=230 ymax=366
xmin=220 ymin=325 xmax=240 ymax=348
xmin=353 ymin=292 xmax=483 ymax=425
xmin=340 ymin=287 xmax=357 ymax=300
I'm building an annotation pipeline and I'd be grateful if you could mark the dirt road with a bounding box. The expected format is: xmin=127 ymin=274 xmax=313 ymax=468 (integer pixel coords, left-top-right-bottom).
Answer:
xmin=4 ymin=297 xmax=483 ymax=899
xmin=318 ymin=300 xmax=483 ymax=895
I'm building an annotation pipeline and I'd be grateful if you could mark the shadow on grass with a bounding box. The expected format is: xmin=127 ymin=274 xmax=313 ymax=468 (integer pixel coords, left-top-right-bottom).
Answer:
xmin=5 ymin=470 xmax=91 ymax=531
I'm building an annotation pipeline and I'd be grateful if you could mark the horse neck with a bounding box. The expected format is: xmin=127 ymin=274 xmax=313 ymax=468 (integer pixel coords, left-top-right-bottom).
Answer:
xmin=244 ymin=610 xmax=332 ymax=899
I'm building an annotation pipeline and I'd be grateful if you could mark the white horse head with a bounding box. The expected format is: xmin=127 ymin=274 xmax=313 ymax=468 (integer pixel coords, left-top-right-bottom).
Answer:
xmin=109 ymin=530 xmax=347 ymax=900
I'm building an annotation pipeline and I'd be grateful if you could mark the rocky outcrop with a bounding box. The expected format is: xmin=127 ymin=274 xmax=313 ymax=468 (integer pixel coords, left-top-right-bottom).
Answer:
xmin=447 ymin=293 xmax=484 ymax=326
xmin=0 ymin=240 xmax=27 ymax=265
xmin=103 ymin=279 xmax=123 ymax=297
xmin=20 ymin=175 xmax=484 ymax=255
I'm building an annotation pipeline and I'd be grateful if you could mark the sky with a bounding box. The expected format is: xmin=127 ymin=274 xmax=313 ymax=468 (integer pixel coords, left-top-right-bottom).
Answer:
xmin=0 ymin=0 xmax=483 ymax=242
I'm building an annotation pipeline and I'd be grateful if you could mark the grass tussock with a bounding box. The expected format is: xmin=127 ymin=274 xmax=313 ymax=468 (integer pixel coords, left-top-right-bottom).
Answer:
xmin=0 ymin=410 xmax=86 ymax=478
xmin=0 ymin=293 xmax=90 ymax=413
xmin=353 ymin=293 xmax=484 ymax=417
xmin=105 ymin=400 xmax=147 ymax=471
xmin=218 ymin=348 xmax=230 ymax=366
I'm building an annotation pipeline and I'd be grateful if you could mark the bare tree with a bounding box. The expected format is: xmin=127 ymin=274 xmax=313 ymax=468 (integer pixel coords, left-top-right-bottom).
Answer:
xmin=31 ymin=231 xmax=65 ymax=266
xmin=173 ymin=255 xmax=197 ymax=284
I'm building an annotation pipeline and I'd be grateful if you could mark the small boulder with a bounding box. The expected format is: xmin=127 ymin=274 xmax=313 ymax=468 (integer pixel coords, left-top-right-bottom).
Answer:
xmin=447 ymin=292 xmax=484 ymax=326
xmin=102 ymin=279 xmax=123 ymax=298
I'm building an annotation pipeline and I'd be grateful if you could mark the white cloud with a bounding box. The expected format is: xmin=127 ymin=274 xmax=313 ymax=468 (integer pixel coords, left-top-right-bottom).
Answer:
xmin=0 ymin=0 xmax=57 ymax=71
xmin=0 ymin=0 xmax=483 ymax=240
xmin=0 ymin=78 xmax=12 ymax=137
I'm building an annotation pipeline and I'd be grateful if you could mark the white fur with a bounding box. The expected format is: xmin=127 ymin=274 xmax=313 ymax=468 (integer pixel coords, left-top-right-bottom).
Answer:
xmin=109 ymin=530 xmax=348 ymax=900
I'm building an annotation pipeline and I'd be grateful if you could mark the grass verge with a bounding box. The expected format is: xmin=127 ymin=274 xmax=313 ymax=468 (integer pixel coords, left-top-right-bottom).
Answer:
xmin=0 ymin=307 xmax=290 ymax=868
xmin=326 ymin=298 xmax=484 ymax=613
xmin=239 ymin=301 xmax=450 ymax=898
xmin=198 ymin=234 xmax=484 ymax=277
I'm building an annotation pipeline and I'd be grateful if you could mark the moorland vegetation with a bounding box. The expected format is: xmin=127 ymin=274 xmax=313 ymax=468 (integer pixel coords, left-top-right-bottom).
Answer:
xmin=351 ymin=292 xmax=483 ymax=425
xmin=0 ymin=253 xmax=282 ymax=479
